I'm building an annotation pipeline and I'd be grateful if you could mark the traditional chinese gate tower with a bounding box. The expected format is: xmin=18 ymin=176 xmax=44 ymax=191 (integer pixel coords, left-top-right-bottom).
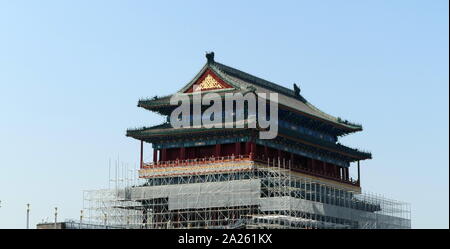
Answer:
xmin=121 ymin=53 xmax=410 ymax=229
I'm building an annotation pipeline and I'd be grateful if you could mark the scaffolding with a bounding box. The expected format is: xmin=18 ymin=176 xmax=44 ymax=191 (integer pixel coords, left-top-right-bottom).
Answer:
xmin=83 ymin=157 xmax=411 ymax=229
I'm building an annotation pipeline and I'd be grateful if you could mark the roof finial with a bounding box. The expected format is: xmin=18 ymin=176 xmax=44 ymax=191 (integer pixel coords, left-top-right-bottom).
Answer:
xmin=293 ymin=83 xmax=301 ymax=96
xmin=205 ymin=51 xmax=215 ymax=64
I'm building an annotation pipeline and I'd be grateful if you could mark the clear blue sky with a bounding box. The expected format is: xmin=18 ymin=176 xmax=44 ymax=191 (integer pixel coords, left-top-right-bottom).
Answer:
xmin=0 ymin=0 xmax=448 ymax=229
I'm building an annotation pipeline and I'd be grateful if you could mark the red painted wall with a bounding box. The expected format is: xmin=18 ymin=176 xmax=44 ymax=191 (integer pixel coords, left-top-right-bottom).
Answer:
xmin=157 ymin=143 xmax=344 ymax=180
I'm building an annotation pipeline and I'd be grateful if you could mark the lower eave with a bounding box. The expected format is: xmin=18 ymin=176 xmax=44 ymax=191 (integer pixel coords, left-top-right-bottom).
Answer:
xmin=126 ymin=126 xmax=250 ymax=140
xmin=126 ymin=126 xmax=371 ymax=161
xmin=277 ymin=127 xmax=371 ymax=160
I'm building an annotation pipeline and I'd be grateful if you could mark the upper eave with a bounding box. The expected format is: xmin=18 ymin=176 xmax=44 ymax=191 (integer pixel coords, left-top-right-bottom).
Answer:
xmin=137 ymin=60 xmax=363 ymax=135
xmin=137 ymin=94 xmax=362 ymax=136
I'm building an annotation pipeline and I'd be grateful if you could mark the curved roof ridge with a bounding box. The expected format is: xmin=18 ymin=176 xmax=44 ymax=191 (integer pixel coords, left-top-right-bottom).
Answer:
xmin=213 ymin=62 xmax=306 ymax=101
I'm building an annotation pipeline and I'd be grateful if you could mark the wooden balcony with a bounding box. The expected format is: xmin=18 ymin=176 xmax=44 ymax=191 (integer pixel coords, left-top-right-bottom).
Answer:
xmin=142 ymin=154 xmax=252 ymax=168
xmin=140 ymin=154 xmax=359 ymax=187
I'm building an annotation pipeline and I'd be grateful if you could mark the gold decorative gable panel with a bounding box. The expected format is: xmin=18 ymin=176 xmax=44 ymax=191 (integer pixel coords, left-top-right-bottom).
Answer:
xmin=185 ymin=69 xmax=232 ymax=93
xmin=197 ymin=74 xmax=223 ymax=91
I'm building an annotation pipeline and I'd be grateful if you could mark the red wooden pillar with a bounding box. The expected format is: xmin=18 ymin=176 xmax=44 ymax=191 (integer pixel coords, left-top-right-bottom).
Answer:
xmin=345 ymin=167 xmax=349 ymax=181
xmin=235 ymin=142 xmax=241 ymax=156
xmin=245 ymin=141 xmax=255 ymax=159
xmin=161 ymin=148 xmax=167 ymax=162
xmin=180 ymin=147 xmax=185 ymax=160
xmin=140 ymin=140 xmax=143 ymax=169
xmin=290 ymin=153 xmax=294 ymax=167
xmin=264 ymin=146 xmax=268 ymax=159
xmin=153 ymin=148 xmax=158 ymax=163
xmin=245 ymin=141 xmax=251 ymax=155
xmin=215 ymin=144 xmax=221 ymax=158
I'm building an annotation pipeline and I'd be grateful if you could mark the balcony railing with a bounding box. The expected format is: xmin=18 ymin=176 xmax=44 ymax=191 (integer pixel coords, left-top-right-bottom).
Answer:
xmin=142 ymin=154 xmax=252 ymax=169
xmin=141 ymin=153 xmax=359 ymax=187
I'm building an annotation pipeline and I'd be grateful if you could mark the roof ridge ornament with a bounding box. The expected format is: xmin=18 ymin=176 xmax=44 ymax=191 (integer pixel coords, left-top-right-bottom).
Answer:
xmin=293 ymin=83 xmax=301 ymax=96
xmin=205 ymin=51 xmax=215 ymax=64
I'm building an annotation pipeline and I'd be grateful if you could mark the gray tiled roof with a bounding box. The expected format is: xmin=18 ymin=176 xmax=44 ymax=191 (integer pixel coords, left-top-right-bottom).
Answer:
xmin=139 ymin=58 xmax=363 ymax=132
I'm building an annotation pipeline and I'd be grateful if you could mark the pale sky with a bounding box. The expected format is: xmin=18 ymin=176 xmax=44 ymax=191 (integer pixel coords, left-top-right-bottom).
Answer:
xmin=0 ymin=0 xmax=448 ymax=228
